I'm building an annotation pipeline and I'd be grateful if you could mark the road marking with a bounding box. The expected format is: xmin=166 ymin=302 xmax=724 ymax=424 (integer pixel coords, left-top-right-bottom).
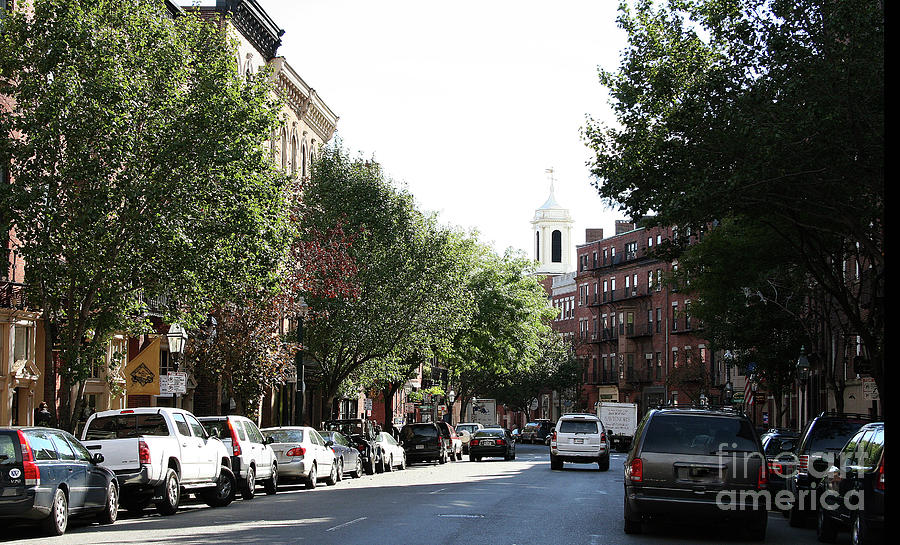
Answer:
xmin=325 ymin=517 xmax=367 ymax=532
xmin=429 ymin=487 xmax=448 ymax=494
xmin=437 ymin=514 xmax=484 ymax=518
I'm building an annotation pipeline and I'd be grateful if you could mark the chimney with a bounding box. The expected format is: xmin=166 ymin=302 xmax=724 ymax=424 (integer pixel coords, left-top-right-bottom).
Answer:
xmin=585 ymin=228 xmax=604 ymax=243
xmin=615 ymin=220 xmax=635 ymax=235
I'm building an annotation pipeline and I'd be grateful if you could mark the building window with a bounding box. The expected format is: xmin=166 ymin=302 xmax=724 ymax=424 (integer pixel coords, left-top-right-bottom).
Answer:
xmin=672 ymin=304 xmax=679 ymax=331
xmin=655 ymin=307 xmax=662 ymax=332
xmin=13 ymin=323 xmax=31 ymax=363
xmin=535 ymin=231 xmax=539 ymax=260
xmin=551 ymin=230 xmax=562 ymax=263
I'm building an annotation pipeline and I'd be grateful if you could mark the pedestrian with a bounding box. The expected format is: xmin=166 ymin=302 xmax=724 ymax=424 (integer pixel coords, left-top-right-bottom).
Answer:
xmin=35 ymin=401 xmax=53 ymax=427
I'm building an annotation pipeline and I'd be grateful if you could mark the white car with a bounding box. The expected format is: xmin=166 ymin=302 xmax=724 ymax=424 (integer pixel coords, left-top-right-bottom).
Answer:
xmin=260 ymin=427 xmax=337 ymax=489
xmin=455 ymin=422 xmax=484 ymax=454
xmin=373 ymin=431 xmax=406 ymax=471
xmin=199 ymin=415 xmax=278 ymax=499
xmin=549 ymin=413 xmax=610 ymax=471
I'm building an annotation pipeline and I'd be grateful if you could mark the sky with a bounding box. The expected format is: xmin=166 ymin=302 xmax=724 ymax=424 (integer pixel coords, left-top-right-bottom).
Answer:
xmin=258 ymin=0 xmax=629 ymax=256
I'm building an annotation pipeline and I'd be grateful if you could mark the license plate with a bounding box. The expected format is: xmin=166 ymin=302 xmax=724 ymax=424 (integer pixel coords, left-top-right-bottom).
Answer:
xmin=482 ymin=440 xmax=494 ymax=446
xmin=573 ymin=438 xmax=584 ymax=444
xmin=416 ymin=444 xmax=424 ymax=449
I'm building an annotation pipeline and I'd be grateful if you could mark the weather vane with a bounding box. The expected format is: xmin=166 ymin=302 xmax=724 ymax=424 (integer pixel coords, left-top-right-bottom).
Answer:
xmin=545 ymin=167 xmax=556 ymax=194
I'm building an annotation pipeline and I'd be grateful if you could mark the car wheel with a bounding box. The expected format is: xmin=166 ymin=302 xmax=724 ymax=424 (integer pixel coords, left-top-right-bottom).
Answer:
xmin=305 ymin=463 xmax=318 ymax=489
xmin=201 ymin=466 xmax=236 ymax=508
xmin=364 ymin=455 xmax=376 ymax=475
xmin=155 ymin=468 xmax=181 ymax=515
xmin=747 ymin=512 xmax=767 ymax=541
xmin=97 ymin=481 xmax=119 ymax=525
xmin=122 ymin=496 xmax=151 ymax=515
xmin=789 ymin=502 xmax=807 ymax=528
xmin=550 ymin=454 xmax=563 ymax=470
xmin=264 ymin=464 xmax=278 ymax=495
xmin=598 ymin=454 xmax=610 ymax=472
xmin=42 ymin=488 xmax=68 ymax=536
xmin=399 ymin=453 xmax=406 ymax=470
xmin=439 ymin=449 xmax=447 ymax=464
xmin=851 ymin=512 xmax=873 ymax=545
xmin=623 ymin=497 xmax=642 ymax=535
xmin=385 ymin=455 xmax=394 ymax=472
xmin=817 ymin=506 xmax=838 ymax=543
xmin=376 ymin=451 xmax=386 ymax=473
xmin=325 ymin=462 xmax=338 ymax=485
xmin=354 ymin=457 xmax=364 ymax=478
xmin=241 ymin=466 xmax=256 ymax=500
xmin=471 ymin=455 xmax=481 ymax=462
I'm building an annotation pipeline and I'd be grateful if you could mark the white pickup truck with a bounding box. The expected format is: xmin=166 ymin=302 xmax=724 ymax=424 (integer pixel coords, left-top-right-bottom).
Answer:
xmin=80 ymin=407 xmax=235 ymax=515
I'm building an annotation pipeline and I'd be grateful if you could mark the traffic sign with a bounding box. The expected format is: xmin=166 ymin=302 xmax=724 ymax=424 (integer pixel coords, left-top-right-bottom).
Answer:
xmin=160 ymin=372 xmax=187 ymax=395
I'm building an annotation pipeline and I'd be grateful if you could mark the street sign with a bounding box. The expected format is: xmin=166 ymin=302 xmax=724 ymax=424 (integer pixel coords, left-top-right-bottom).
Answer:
xmin=762 ymin=412 xmax=769 ymax=424
xmin=732 ymin=391 xmax=745 ymax=403
xmin=364 ymin=398 xmax=373 ymax=411
xmin=438 ymin=404 xmax=447 ymax=412
xmin=862 ymin=377 xmax=879 ymax=400
xmin=159 ymin=372 xmax=187 ymax=395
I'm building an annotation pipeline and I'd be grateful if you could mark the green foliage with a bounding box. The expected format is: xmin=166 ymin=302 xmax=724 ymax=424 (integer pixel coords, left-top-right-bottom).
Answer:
xmin=494 ymin=329 xmax=580 ymax=414
xmin=0 ymin=0 xmax=290 ymax=426
xmin=584 ymin=0 xmax=884 ymax=399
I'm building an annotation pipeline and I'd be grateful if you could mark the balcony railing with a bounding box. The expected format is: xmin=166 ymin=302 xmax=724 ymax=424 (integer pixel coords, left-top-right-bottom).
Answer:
xmin=624 ymin=368 xmax=654 ymax=383
xmin=626 ymin=323 xmax=654 ymax=338
xmin=0 ymin=281 xmax=29 ymax=310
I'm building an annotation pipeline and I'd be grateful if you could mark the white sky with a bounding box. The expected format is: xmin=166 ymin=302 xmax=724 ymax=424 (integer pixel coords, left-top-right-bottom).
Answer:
xmin=258 ymin=0 xmax=629 ymax=256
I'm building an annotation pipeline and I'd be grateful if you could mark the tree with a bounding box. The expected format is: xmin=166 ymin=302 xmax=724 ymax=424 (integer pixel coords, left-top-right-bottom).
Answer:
xmin=298 ymin=145 xmax=473 ymax=420
xmin=446 ymin=249 xmax=557 ymax=423
xmin=0 ymin=0 xmax=291 ymax=428
xmin=583 ymin=0 xmax=883 ymax=406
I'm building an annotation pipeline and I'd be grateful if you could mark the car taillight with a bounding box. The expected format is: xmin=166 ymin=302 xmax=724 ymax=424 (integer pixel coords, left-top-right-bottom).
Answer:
xmin=496 ymin=439 xmax=506 ymax=446
xmin=228 ymin=421 xmax=242 ymax=456
xmin=139 ymin=439 xmax=151 ymax=465
xmin=470 ymin=440 xmax=479 ymax=446
xmin=876 ymin=457 xmax=884 ymax=491
xmin=286 ymin=447 xmax=306 ymax=457
xmin=798 ymin=454 xmax=809 ymax=474
xmin=356 ymin=443 xmax=366 ymax=452
xmin=627 ymin=458 xmax=643 ymax=482
xmin=757 ymin=464 xmax=768 ymax=490
xmin=17 ymin=431 xmax=40 ymax=486
xmin=599 ymin=432 xmax=605 ymax=443
xmin=551 ymin=431 xmax=557 ymax=442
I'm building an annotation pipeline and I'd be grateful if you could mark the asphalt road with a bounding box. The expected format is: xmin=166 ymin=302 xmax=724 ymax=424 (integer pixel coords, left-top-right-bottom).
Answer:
xmin=3 ymin=443 xmax=841 ymax=545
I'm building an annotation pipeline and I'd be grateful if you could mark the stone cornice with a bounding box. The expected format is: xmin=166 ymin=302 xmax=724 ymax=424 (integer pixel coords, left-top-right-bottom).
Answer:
xmin=269 ymin=57 xmax=339 ymax=142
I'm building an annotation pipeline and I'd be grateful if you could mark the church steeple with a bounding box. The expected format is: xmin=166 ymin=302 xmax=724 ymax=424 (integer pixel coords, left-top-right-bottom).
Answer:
xmin=531 ymin=168 xmax=574 ymax=276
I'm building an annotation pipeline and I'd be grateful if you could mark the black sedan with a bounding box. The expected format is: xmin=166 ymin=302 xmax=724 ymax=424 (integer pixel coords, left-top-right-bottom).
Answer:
xmin=468 ymin=428 xmax=516 ymax=461
xmin=1 ymin=427 xmax=119 ymax=536
xmin=760 ymin=429 xmax=799 ymax=493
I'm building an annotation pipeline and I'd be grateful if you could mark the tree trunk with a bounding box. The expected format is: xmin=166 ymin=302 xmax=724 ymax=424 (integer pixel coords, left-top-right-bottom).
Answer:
xmin=381 ymin=386 xmax=394 ymax=429
xmin=44 ymin=318 xmax=59 ymax=427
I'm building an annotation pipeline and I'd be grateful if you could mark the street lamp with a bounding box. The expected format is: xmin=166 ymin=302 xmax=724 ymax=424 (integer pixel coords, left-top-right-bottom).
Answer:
xmin=796 ymin=346 xmax=810 ymax=427
xmin=724 ymin=381 xmax=734 ymax=406
xmin=166 ymin=323 xmax=187 ymax=407
xmin=447 ymin=390 xmax=456 ymax=425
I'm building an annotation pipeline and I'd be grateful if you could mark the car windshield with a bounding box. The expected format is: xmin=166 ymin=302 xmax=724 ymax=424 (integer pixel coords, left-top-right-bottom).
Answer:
xmin=558 ymin=420 xmax=599 ymax=434
xmin=200 ymin=420 xmax=230 ymax=440
xmin=457 ymin=425 xmax=479 ymax=434
xmin=83 ymin=414 xmax=169 ymax=439
xmin=262 ymin=429 xmax=304 ymax=443
xmin=474 ymin=429 xmax=504 ymax=438
xmin=523 ymin=423 xmax=539 ymax=431
xmin=401 ymin=425 xmax=437 ymax=440
xmin=641 ymin=414 xmax=759 ymax=454
xmin=325 ymin=421 xmax=364 ymax=437
xmin=807 ymin=419 xmax=869 ymax=451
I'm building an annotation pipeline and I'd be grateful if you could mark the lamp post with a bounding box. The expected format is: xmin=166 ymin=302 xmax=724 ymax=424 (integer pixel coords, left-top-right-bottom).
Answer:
xmin=796 ymin=346 xmax=810 ymax=428
xmin=724 ymin=381 xmax=734 ymax=406
xmin=447 ymin=390 xmax=455 ymax=425
xmin=166 ymin=323 xmax=187 ymax=408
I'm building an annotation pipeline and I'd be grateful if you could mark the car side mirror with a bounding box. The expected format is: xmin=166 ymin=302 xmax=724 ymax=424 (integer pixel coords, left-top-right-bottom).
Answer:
xmin=325 ymin=440 xmax=334 ymax=447
xmin=92 ymin=453 xmax=105 ymax=465
xmin=265 ymin=436 xmax=274 ymax=444
xmin=811 ymin=458 xmax=829 ymax=473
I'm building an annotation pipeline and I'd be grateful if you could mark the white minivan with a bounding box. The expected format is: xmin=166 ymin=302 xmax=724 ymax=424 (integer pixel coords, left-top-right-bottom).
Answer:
xmin=549 ymin=413 xmax=610 ymax=471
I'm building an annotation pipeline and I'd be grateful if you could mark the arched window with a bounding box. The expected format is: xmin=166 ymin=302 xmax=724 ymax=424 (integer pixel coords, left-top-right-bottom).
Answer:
xmin=280 ymin=128 xmax=287 ymax=171
xmin=552 ymin=230 xmax=562 ymax=263
xmin=291 ymin=135 xmax=298 ymax=176
xmin=535 ymin=231 xmax=540 ymax=261
xmin=301 ymin=144 xmax=308 ymax=178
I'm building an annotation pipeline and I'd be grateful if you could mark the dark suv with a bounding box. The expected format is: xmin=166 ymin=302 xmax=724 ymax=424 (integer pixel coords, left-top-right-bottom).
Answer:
xmin=322 ymin=419 xmax=383 ymax=475
xmin=399 ymin=423 xmax=447 ymax=464
xmin=785 ymin=412 xmax=870 ymax=527
xmin=760 ymin=428 xmax=800 ymax=493
xmin=816 ymin=422 xmax=883 ymax=545
xmin=624 ymin=408 xmax=768 ymax=540
xmin=520 ymin=420 xmax=553 ymax=444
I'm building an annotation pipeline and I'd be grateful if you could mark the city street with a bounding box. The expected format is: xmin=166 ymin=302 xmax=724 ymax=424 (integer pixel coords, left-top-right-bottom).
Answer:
xmin=3 ymin=444 xmax=833 ymax=545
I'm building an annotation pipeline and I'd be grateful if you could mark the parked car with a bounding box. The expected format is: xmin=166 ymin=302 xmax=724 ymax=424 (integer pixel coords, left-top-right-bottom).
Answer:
xmin=260 ymin=427 xmax=337 ymax=489
xmin=760 ymin=429 xmax=799 ymax=493
xmin=455 ymin=422 xmax=484 ymax=454
xmin=1 ymin=427 xmax=119 ymax=536
xmin=520 ymin=420 xmax=553 ymax=444
xmin=623 ymin=408 xmax=768 ymax=540
xmin=543 ymin=427 xmax=554 ymax=446
xmin=550 ymin=414 xmax=609 ymax=471
xmin=469 ymin=428 xmax=516 ymax=461
xmin=199 ymin=415 xmax=277 ymax=499
xmin=319 ymin=430 xmax=363 ymax=479
xmin=816 ymin=422 xmax=883 ymax=545
xmin=373 ymin=432 xmax=406 ymax=471
xmin=436 ymin=422 xmax=463 ymax=461
xmin=80 ymin=407 xmax=235 ymax=515
xmin=322 ymin=419 xmax=383 ymax=475
xmin=785 ymin=412 xmax=870 ymax=527
xmin=400 ymin=423 xmax=448 ymax=465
